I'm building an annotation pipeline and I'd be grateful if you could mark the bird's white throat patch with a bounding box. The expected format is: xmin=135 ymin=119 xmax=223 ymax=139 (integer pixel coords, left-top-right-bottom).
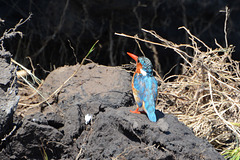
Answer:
xmin=140 ymin=69 xmax=147 ymax=76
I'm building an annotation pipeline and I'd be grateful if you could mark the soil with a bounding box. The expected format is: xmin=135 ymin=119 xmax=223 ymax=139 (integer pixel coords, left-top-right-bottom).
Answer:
xmin=0 ymin=51 xmax=19 ymax=143
xmin=0 ymin=57 xmax=224 ymax=159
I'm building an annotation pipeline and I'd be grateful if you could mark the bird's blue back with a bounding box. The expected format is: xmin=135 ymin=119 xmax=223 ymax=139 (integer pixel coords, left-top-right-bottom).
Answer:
xmin=133 ymin=73 xmax=158 ymax=122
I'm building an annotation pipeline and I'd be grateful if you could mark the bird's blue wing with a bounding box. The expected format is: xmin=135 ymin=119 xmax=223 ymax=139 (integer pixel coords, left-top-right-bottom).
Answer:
xmin=143 ymin=76 xmax=158 ymax=122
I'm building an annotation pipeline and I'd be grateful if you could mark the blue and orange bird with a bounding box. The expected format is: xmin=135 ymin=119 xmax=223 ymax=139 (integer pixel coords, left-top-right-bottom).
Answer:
xmin=127 ymin=52 xmax=158 ymax=122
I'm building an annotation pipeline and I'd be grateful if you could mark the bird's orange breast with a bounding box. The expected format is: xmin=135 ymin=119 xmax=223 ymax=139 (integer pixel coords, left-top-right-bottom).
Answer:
xmin=135 ymin=63 xmax=142 ymax=74
xmin=131 ymin=72 xmax=141 ymax=107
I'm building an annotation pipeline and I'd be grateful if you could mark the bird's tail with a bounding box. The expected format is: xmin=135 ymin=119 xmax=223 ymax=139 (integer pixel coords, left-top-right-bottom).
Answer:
xmin=147 ymin=112 xmax=157 ymax=122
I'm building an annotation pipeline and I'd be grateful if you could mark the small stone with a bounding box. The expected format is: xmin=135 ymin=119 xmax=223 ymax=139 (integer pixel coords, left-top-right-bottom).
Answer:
xmin=85 ymin=114 xmax=92 ymax=125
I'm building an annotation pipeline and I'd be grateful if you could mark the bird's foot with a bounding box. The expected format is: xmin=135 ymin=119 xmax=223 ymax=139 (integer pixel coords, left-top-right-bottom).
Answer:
xmin=130 ymin=108 xmax=146 ymax=114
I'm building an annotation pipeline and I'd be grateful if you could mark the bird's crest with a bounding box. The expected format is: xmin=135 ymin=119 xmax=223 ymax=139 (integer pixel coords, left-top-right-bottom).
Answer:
xmin=138 ymin=57 xmax=153 ymax=76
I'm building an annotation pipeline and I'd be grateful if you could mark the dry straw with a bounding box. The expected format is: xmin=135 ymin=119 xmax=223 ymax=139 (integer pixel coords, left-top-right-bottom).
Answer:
xmin=157 ymin=27 xmax=240 ymax=152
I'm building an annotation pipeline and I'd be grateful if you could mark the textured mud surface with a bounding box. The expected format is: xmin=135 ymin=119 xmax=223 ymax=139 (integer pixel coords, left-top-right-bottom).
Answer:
xmin=0 ymin=62 xmax=224 ymax=159
xmin=0 ymin=51 xmax=19 ymax=142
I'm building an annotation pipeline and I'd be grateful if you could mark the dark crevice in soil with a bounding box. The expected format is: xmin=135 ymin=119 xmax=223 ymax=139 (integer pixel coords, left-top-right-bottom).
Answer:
xmin=98 ymin=105 xmax=105 ymax=113
xmin=153 ymin=141 xmax=166 ymax=151
xmin=47 ymin=120 xmax=64 ymax=129
xmin=118 ymin=124 xmax=141 ymax=143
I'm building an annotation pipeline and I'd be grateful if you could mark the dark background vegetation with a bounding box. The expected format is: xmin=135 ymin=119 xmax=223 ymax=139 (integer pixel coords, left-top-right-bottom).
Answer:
xmin=0 ymin=0 xmax=240 ymax=78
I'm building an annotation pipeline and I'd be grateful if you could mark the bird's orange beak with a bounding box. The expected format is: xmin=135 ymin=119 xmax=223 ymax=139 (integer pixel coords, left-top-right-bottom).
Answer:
xmin=127 ymin=52 xmax=138 ymax=62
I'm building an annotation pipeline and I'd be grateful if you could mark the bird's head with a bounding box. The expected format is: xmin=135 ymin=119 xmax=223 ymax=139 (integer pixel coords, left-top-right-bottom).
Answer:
xmin=127 ymin=52 xmax=153 ymax=76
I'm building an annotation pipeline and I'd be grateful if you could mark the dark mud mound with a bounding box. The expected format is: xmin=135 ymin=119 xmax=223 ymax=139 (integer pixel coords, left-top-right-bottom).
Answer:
xmin=0 ymin=51 xmax=19 ymax=142
xmin=78 ymin=107 xmax=223 ymax=159
xmin=40 ymin=63 xmax=134 ymax=113
xmin=0 ymin=63 xmax=224 ymax=159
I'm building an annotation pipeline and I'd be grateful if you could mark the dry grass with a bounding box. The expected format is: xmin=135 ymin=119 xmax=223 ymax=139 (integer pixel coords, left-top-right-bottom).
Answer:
xmin=115 ymin=9 xmax=240 ymax=154
xmin=157 ymin=28 xmax=240 ymax=152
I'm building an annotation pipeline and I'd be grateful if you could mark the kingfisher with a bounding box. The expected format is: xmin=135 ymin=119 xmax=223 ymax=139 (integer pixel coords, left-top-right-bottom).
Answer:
xmin=127 ymin=52 xmax=158 ymax=122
